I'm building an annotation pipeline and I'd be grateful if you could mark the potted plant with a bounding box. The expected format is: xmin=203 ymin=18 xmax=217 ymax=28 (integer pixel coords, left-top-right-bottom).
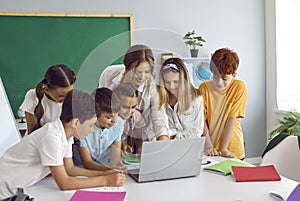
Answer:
xmin=183 ymin=30 xmax=206 ymax=58
xmin=269 ymin=110 xmax=300 ymax=138
xmin=262 ymin=110 xmax=300 ymax=157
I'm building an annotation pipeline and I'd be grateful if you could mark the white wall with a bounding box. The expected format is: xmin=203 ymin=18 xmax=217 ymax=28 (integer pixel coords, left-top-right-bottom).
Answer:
xmin=0 ymin=0 xmax=266 ymax=157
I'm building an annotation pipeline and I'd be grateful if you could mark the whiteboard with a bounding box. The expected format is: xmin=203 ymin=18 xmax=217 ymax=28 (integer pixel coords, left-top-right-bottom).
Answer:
xmin=0 ymin=77 xmax=21 ymax=157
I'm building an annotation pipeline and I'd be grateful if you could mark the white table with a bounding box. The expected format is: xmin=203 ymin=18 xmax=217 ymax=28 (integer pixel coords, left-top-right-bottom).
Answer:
xmin=24 ymin=156 xmax=298 ymax=201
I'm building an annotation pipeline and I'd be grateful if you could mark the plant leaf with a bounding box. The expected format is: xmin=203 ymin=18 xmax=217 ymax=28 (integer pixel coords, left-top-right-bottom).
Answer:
xmin=269 ymin=110 xmax=300 ymax=139
xmin=183 ymin=30 xmax=206 ymax=48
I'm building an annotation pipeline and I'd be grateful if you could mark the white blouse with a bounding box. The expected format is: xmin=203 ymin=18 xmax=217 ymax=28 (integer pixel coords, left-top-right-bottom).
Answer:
xmin=20 ymin=89 xmax=62 ymax=127
xmin=166 ymin=95 xmax=204 ymax=139
xmin=98 ymin=64 xmax=171 ymax=140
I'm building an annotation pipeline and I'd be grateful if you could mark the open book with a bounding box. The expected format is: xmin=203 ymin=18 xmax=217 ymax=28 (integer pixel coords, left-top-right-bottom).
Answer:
xmin=203 ymin=159 xmax=251 ymax=176
xmin=269 ymin=184 xmax=300 ymax=201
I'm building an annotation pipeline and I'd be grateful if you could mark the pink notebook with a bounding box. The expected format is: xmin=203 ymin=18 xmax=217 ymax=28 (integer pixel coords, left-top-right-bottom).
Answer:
xmin=69 ymin=190 xmax=126 ymax=201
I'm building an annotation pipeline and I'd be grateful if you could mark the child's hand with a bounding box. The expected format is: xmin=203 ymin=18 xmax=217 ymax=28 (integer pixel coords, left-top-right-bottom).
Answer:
xmin=103 ymin=172 xmax=126 ymax=186
xmin=134 ymin=153 xmax=141 ymax=158
xmin=205 ymin=147 xmax=220 ymax=156
xmin=111 ymin=161 xmax=128 ymax=173
xmin=121 ymin=143 xmax=133 ymax=157
xmin=220 ymin=149 xmax=236 ymax=158
xmin=101 ymin=169 xmax=118 ymax=175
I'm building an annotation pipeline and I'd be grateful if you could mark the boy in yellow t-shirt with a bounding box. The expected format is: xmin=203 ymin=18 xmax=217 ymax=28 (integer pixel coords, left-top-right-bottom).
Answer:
xmin=199 ymin=48 xmax=247 ymax=159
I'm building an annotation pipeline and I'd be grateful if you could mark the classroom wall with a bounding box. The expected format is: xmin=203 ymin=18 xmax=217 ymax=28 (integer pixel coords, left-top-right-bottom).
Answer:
xmin=0 ymin=0 xmax=266 ymax=158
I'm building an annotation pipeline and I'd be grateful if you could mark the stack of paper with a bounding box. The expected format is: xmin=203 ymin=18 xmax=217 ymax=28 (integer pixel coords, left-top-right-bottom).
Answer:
xmin=203 ymin=159 xmax=251 ymax=176
xmin=231 ymin=165 xmax=281 ymax=182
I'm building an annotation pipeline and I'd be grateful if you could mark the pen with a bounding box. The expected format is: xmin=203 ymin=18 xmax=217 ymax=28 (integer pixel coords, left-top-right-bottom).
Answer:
xmin=202 ymin=160 xmax=211 ymax=165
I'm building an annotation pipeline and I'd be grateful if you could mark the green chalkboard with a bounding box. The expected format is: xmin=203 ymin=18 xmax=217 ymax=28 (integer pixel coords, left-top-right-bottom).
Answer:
xmin=0 ymin=13 xmax=133 ymax=117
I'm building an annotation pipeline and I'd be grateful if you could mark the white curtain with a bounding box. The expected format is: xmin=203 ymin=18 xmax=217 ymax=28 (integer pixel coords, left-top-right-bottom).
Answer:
xmin=276 ymin=0 xmax=300 ymax=112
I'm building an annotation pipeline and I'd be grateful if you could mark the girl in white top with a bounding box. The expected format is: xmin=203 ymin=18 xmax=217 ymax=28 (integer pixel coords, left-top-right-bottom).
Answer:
xmin=20 ymin=64 xmax=76 ymax=134
xmin=0 ymin=90 xmax=125 ymax=200
xmin=157 ymin=57 xmax=204 ymax=139
xmin=99 ymin=44 xmax=170 ymax=141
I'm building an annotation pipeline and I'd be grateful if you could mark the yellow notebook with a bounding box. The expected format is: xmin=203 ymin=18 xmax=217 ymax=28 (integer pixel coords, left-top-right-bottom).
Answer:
xmin=204 ymin=159 xmax=251 ymax=176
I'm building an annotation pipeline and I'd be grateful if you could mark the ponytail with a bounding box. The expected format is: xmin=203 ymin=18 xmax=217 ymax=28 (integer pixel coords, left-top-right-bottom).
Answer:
xmin=33 ymin=80 xmax=46 ymax=130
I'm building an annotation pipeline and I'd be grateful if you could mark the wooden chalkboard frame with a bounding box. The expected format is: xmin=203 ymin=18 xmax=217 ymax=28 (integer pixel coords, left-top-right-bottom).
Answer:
xmin=0 ymin=12 xmax=133 ymax=117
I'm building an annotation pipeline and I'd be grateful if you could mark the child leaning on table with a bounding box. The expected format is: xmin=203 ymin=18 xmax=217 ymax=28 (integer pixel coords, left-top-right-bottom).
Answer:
xmin=113 ymin=82 xmax=146 ymax=155
xmin=20 ymin=64 xmax=76 ymax=134
xmin=98 ymin=44 xmax=171 ymax=141
xmin=199 ymin=48 xmax=247 ymax=160
xmin=74 ymin=87 xmax=127 ymax=171
xmin=0 ymin=90 xmax=126 ymax=200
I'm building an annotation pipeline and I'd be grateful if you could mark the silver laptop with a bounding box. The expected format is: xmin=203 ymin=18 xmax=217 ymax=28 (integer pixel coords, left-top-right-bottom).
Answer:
xmin=128 ymin=137 xmax=205 ymax=183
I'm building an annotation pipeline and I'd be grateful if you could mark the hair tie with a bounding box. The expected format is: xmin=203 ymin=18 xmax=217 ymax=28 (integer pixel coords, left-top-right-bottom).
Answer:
xmin=162 ymin=63 xmax=179 ymax=71
xmin=41 ymin=79 xmax=48 ymax=89
xmin=41 ymin=79 xmax=48 ymax=84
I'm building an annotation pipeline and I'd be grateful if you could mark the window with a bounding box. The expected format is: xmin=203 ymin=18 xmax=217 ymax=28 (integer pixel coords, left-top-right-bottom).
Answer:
xmin=276 ymin=0 xmax=300 ymax=112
